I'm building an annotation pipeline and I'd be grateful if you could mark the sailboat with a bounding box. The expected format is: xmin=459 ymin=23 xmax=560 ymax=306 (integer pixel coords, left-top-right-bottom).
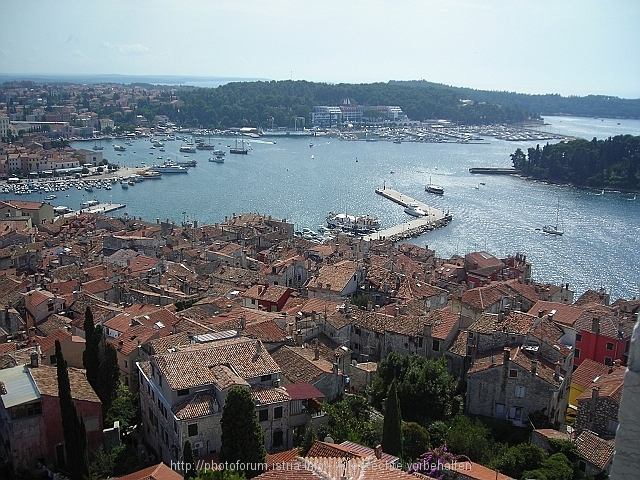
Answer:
xmin=230 ymin=138 xmax=248 ymax=154
xmin=543 ymin=197 xmax=563 ymax=235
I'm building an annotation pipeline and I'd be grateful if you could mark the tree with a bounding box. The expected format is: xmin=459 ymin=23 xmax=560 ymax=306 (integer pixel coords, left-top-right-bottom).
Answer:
xmin=220 ymin=386 xmax=266 ymax=478
xmin=445 ymin=415 xmax=495 ymax=464
xmin=522 ymin=453 xmax=574 ymax=480
xmin=97 ymin=341 xmax=120 ymax=412
xmin=490 ymin=443 xmax=546 ymax=479
xmin=382 ymin=379 xmax=402 ymax=457
xmin=83 ymin=320 xmax=101 ymax=390
xmin=105 ymin=382 xmax=139 ymax=431
xmin=56 ymin=340 xmax=90 ymax=480
xmin=183 ymin=440 xmax=197 ymax=480
xmin=402 ymin=422 xmax=431 ymax=462
xmin=299 ymin=426 xmax=317 ymax=456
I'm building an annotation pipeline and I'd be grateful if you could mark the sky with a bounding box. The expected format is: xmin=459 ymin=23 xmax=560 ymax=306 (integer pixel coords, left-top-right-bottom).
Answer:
xmin=2 ymin=0 xmax=639 ymax=98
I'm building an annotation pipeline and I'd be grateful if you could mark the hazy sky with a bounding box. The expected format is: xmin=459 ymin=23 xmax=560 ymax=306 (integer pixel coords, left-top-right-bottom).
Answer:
xmin=2 ymin=0 xmax=639 ymax=98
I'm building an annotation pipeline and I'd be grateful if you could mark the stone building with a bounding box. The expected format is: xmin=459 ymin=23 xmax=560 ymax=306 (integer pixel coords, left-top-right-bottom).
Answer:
xmin=574 ymin=367 xmax=624 ymax=439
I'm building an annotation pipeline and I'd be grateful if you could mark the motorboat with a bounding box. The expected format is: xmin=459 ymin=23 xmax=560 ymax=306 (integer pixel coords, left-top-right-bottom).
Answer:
xmin=113 ymin=145 xmax=126 ymax=151
xmin=209 ymin=155 xmax=224 ymax=163
xmin=153 ymin=162 xmax=189 ymax=173
xmin=179 ymin=145 xmax=197 ymax=153
xmin=326 ymin=212 xmax=380 ymax=232
xmin=404 ymin=203 xmax=427 ymax=217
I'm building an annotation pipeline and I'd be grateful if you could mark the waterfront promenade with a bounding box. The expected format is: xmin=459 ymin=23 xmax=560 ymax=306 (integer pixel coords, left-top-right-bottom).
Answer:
xmin=362 ymin=187 xmax=452 ymax=242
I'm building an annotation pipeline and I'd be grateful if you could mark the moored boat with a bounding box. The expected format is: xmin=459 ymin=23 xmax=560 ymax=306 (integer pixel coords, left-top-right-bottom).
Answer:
xmin=404 ymin=203 xmax=427 ymax=217
xmin=326 ymin=212 xmax=380 ymax=232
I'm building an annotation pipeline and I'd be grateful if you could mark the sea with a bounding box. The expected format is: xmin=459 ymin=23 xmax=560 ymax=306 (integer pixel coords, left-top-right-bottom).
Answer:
xmin=11 ymin=116 xmax=639 ymax=302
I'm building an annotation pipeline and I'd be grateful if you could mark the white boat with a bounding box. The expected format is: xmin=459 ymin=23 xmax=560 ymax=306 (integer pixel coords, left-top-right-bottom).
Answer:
xmin=179 ymin=145 xmax=197 ymax=153
xmin=543 ymin=197 xmax=563 ymax=235
xmin=326 ymin=212 xmax=380 ymax=232
xmin=425 ymin=176 xmax=444 ymax=195
xmin=113 ymin=145 xmax=126 ymax=151
xmin=153 ymin=162 xmax=189 ymax=173
xmin=404 ymin=203 xmax=427 ymax=217
xmin=121 ymin=181 xmax=128 ymax=189
xmin=209 ymin=155 xmax=224 ymax=163
xmin=81 ymin=199 xmax=99 ymax=208
xmin=44 ymin=194 xmax=57 ymax=200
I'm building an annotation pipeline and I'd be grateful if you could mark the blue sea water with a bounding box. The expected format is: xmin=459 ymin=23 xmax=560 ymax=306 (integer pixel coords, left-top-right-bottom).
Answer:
xmin=13 ymin=116 xmax=638 ymax=301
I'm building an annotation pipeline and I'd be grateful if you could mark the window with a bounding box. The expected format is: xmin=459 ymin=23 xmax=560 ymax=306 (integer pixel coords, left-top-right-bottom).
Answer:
xmin=188 ymin=423 xmax=198 ymax=436
xmin=50 ymin=355 xmax=57 ymax=365
xmin=177 ymin=389 xmax=189 ymax=396
xmin=606 ymin=342 xmax=614 ymax=351
xmin=124 ymin=360 xmax=128 ymax=368
xmin=273 ymin=430 xmax=283 ymax=447
xmin=261 ymin=374 xmax=272 ymax=382
xmin=578 ymin=461 xmax=586 ymax=473
xmin=418 ymin=337 xmax=423 ymax=348
xmin=575 ymin=348 xmax=581 ymax=359
xmin=274 ymin=407 xmax=283 ymax=419
xmin=604 ymin=357 xmax=613 ymax=366
xmin=468 ymin=332 xmax=474 ymax=339
xmin=495 ymin=403 xmax=505 ymax=415
xmin=259 ymin=409 xmax=269 ymax=422
xmin=509 ymin=369 xmax=518 ymax=378
xmin=432 ymin=339 xmax=440 ymax=352
xmin=354 ymin=327 xmax=361 ymax=335
xmin=84 ymin=416 xmax=100 ymax=432
xmin=576 ymin=333 xmax=582 ymax=342
xmin=515 ymin=386 xmax=526 ymax=398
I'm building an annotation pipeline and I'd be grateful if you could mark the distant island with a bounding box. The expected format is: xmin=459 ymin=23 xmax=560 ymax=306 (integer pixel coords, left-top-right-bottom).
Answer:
xmin=510 ymin=134 xmax=640 ymax=191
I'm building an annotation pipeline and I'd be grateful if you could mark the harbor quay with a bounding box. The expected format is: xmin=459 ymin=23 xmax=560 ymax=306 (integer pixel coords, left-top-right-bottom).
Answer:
xmin=363 ymin=187 xmax=452 ymax=242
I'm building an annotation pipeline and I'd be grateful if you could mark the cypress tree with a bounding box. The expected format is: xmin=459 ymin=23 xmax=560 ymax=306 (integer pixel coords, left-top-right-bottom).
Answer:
xmin=183 ymin=440 xmax=197 ymax=480
xmin=83 ymin=319 xmax=101 ymax=390
xmin=382 ymin=378 xmax=403 ymax=457
xmin=220 ymin=386 xmax=266 ymax=478
xmin=96 ymin=341 xmax=120 ymax=413
xmin=56 ymin=340 xmax=90 ymax=480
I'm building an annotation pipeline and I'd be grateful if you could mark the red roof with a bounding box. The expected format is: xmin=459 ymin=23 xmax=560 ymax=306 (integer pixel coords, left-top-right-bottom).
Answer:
xmin=281 ymin=382 xmax=326 ymax=400
xmin=117 ymin=463 xmax=182 ymax=480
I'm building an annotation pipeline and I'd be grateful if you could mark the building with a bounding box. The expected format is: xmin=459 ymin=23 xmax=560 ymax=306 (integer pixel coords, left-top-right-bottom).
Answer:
xmin=573 ymin=310 xmax=634 ymax=367
xmin=0 ymin=359 xmax=102 ymax=473
xmin=0 ymin=200 xmax=55 ymax=225
xmin=241 ymin=284 xmax=295 ymax=312
xmin=137 ymin=337 xmax=288 ymax=464
xmin=575 ymin=431 xmax=615 ymax=478
xmin=567 ymin=359 xmax=616 ymax=423
xmin=574 ymin=367 xmax=624 ymax=439
xmin=24 ymin=289 xmax=66 ymax=327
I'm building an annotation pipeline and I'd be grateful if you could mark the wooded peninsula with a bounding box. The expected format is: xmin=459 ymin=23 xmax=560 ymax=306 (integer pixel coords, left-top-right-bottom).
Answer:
xmin=510 ymin=134 xmax=640 ymax=191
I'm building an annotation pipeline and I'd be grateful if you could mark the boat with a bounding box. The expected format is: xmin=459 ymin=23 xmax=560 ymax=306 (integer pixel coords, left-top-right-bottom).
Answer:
xmin=543 ymin=197 xmax=563 ymax=236
xmin=113 ymin=145 xmax=126 ymax=151
xmin=178 ymin=159 xmax=197 ymax=167
xmin=209 ymin=155 xmax=224 ymax=163
xmin=425 ymin=176 xmax=444 ymax=195
xmin=393 ymin=138 xmax=402 ymax=144
xmin=230 ymin=138 xmax=249 ymax=154
xmin=404 ymin=203 xmax=427 ymax=217
xmin=44 ymin=194 xmax=57 ymax=200
xmin=179 ymin=145 xmax=197 ymax=153
xmin=81 ymin=199 xmax=99 ymax=208
xmin=139 ymin=170 xmax=163 ymax=179
xmin=153 ymin=162 xmax=189 ymax=173
xmin=196 ymin=142 xmax=215 ymax=150
xmin=326 ymin=212 xmax=380 ymax=233
xmin=120 ymin=181 xmax=128 ymax=189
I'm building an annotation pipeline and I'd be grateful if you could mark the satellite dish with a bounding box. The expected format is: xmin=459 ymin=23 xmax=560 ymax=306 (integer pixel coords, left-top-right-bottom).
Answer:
xmin=324 ymin=436 xmax=334 ymax=444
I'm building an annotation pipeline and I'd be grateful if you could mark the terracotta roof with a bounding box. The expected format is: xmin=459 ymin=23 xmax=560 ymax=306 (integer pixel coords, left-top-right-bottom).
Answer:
xmin=117 ymin=462 xmax=183 ymax=480
xmin=153 ymin=337 xmax=280 ymax=390
xmin=574 ymin=308 xmax=635 ymax=340
xmin=265 ymin=449 xmax=300 ymax=469
xmin=243 ymin=284 xmax=293 ymax=303
xmin=575 ymin=431 xmax=615 ymax=470
xmin=35 ymin=328 xmax=72 ymax=353
xmin=454 ymin=462 xmax=514 ymax=480
xmin=447 ymin=330 xmax=469 ymax=357
xmin=572 ymin=359 xmax=615 ymax=389
xmin=251 ymin=384 xmax=291 ymax=405
xmin=532 ymin=429 xmax=571 ymax=441
xmin=576 ymin=367 xmax=625 ymax=404
xmin=172 ymin=391 xmax=220 ymax=420
xmin=527 ymin=301 xmax=583 ymax=327
xmin=143 ymin=331 xmax=192 ymax=355
xmin=271 ymin=345 xmax=334 ymax=384
xmin=469 ymin=311 xmax=536 ymax=335
xmin=340 ymin=441 xmax=399 ymax=464
xmin=460 ymin=284 xmax=504 ymax=310
xmin=108 ymin=325 xmax=157 ymax=356
xmin=428 ymin=307 xmax=460 ymax=340
xmin=469 ymin=347 xmax=563 ymax=387
xmin=30 ymin=364 xmax=100 ymax=403
xmin=306 ymin=441 xmax=366 ymax=459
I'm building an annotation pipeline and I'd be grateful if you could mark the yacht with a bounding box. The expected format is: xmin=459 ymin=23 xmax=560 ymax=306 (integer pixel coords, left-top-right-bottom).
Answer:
xmin=153 ymin=162 xmax=189 ymax=173
xmin=404 ymin=203 xmax=427 ymax=217
xmin=326 ymin=212 xmax=380 ymax=232
xmin=425 ymin=176 xmax=444 ymax=195
xmin=209 ymin=155 xmax=225 ymax=163
xmin=179 ymin=145 xmax=197 ymax=153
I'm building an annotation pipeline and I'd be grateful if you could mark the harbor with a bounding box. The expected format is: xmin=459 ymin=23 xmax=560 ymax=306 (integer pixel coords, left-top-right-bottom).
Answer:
xmin=363 ymin=187 xmax=452 ymax=242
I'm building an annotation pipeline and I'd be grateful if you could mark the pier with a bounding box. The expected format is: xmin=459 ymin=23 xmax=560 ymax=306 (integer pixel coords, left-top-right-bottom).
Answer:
xmin=75 ymin=203 xmax=126 ymax=215
xmin=363 ymin=188 xmax=452 ymax=242
xmin=468 ymin=167 xmax=520 ymax=175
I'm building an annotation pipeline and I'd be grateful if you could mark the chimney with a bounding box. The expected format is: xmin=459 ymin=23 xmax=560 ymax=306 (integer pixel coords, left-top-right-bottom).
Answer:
xmin=367 ymin=301 xmax=373 ymax=312
xmin=554 ymin=361 xmax=561 ymax=381
xmin=332 ymin=363 xmax=338 ymax=375
xmin=591 ymin=317 xmax=600 ymax=334
xmin=374 ymin=445 xmax=382 ymax=460
xmin=538 ymin=310 xmax=544 ymax=318
xmin=394 ymin=307 xmax=399 ymax=317
xmin=240 ymin=315 xmax=246 ymax=330
xmin=590 ymin=387 xmax=599 ymax=412
xmin=30 ymin=351 xmax=39 ymax=368
xmin=531 ymin=360 xmax=538 ymax=377
xmin=498 ymin=310 xmax=505 ymax=322
xmin=255 ymin=340 xmax=262 ymax=356
xmin=503 ymin=347 xmax=511 ymax=365
xmin=423 ymin=323 xmax=432 ymax=338
xmin=314 ymin=341 xmax=320 ymax=361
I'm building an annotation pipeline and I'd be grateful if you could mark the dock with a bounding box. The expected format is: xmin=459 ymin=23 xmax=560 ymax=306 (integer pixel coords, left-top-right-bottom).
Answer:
xmin=363 ymin=188 xmax=452 ymax=242
xmin=468 ymin=167 xmax=520 ymax=175
xmin=73 ymin=203 xmax=126 ymax=216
